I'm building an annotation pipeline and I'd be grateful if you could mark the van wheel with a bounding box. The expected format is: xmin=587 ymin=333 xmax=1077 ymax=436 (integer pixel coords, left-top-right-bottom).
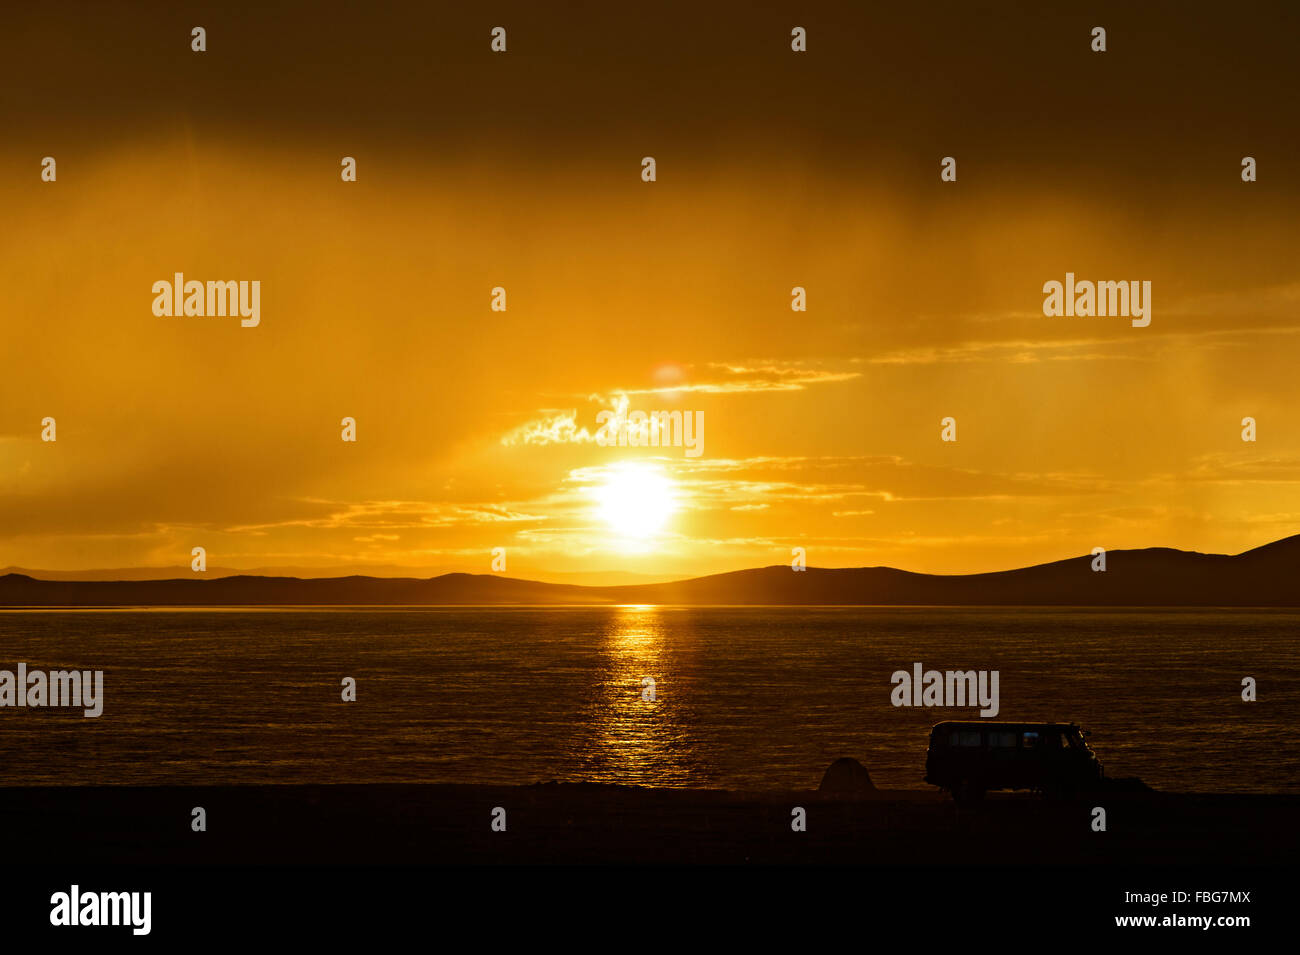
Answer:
xmin=1043 ymin=781 xmax=1076 ymax=802
xmin=954 ymin=779 xmax=985 ymax=806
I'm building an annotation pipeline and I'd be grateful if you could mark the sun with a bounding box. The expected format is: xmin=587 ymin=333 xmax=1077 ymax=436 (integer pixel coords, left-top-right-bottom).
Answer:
xmin=593 ymin=462 xmax=677 ymax=541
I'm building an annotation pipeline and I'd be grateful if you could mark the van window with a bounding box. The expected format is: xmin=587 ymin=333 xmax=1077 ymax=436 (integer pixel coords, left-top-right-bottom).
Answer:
xmin=989 ymin=732 xmax=1016 ymax=748
xmin=1022 ymin=731 xmax=1040 ymax=749
xmin=948 ymin=730 xmax=981 ymax=747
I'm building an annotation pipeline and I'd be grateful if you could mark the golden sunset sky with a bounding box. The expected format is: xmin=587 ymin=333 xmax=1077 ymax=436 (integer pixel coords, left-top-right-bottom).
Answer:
xmin=2 ymin=2 xmax=1299 ymax=581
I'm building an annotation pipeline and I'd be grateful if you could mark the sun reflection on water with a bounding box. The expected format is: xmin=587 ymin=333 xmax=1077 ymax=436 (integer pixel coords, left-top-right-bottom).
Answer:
xmin=588 ymin=605 xmax=702 ymax=786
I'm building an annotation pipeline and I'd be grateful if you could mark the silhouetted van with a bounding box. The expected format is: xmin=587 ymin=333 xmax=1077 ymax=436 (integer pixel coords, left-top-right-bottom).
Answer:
xmin=925 ymin=721 xmax=1103 ymax=803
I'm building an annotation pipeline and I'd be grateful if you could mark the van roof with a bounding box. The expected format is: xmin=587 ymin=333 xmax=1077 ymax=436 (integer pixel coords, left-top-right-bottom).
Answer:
xmin=930 ymin=721 xmax=1079 ymax=731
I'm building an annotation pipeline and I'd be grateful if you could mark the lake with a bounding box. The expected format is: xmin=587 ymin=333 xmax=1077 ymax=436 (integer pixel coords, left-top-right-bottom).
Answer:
xmin=1 ymin=607 xmax=1296 ymax=792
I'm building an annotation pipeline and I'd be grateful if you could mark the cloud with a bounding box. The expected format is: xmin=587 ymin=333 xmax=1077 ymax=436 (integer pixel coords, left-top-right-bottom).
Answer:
xmin=500 ymin=361 xmax=860 ymax=448
xmin=861 ymin=337 xmax=1147 ymax=366
xmin=500 ymin=410 xmax=603 ymax=448
xmin=1182 ymin=454 xmax=1300 ymax=485
xmin=617 ymin=361 xmax=860 ymax=395
xmin=226 ymin=499 xmax=549 ymax=534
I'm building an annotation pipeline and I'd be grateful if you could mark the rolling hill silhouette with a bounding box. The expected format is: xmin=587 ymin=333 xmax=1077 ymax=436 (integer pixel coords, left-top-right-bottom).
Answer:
xmin=2 ymin=535 xmax=1299 ymax=606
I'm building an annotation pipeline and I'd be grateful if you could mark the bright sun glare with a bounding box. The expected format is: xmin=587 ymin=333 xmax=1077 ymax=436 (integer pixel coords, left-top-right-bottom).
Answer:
xmin=594 ymin=463 xmax=677 ymax=541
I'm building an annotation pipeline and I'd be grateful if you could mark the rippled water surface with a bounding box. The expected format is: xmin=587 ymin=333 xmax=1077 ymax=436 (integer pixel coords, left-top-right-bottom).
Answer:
xmin=1 ymin=607 xmax=1296 ymax=792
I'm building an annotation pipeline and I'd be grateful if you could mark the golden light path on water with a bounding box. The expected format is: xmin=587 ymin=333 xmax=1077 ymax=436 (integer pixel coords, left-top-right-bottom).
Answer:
xmin=589 ymin=605 xmax=699 ymax=786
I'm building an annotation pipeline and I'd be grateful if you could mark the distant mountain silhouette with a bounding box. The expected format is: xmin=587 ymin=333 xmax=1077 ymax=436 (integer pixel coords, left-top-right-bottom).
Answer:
xmin=3 ymin=535 xmax=1299 ymax=606
xmin=0 ymin=564 xmax=668 ymax=587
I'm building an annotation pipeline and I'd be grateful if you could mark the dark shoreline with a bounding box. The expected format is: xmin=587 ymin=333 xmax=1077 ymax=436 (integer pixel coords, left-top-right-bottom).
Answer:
xmin=3 ymin=783 xmax=1294 ymax=865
